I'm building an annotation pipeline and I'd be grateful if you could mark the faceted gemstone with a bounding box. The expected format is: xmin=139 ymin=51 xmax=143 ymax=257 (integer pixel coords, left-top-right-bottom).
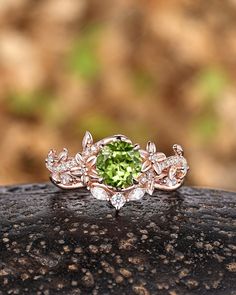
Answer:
xmin=96 ymin=140 xmax=142 ymax=189
xmin=110 ymin=193 xmax=126 ymax=210
xmin=90 ymin=187 xmax=109 ymax=200
xmin=128 ymin=188 xmax=145 ymax=200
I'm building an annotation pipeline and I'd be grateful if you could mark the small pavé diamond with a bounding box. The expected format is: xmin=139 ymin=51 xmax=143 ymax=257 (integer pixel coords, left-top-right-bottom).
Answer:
xmin=166 ymin=177 xmax=177 ymax=186
xmin=61 ymin=173 xmax=71 ymax=185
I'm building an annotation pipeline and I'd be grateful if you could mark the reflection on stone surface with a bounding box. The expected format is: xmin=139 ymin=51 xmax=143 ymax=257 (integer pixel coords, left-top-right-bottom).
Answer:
xmin=0 ymin=183 xmax=236 ymax=294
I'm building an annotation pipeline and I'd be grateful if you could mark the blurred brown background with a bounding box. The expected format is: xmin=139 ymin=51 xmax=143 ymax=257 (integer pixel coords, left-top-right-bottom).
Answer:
xmin=0 ymin=0 xmax=236 ymax=190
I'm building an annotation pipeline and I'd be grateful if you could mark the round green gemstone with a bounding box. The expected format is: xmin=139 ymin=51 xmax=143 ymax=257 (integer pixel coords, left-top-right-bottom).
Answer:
xmin=96 ymin=140 xmax=142 ymax=189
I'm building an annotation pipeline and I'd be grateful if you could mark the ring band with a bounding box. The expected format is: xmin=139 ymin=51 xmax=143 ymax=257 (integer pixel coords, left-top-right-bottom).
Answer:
xmin=46 ymin=131 xmax=189 ymax=210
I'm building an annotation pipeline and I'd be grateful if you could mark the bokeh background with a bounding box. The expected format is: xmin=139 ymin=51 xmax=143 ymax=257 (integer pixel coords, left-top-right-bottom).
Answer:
xmin=0 ymin=0 xmax=236 ymax=190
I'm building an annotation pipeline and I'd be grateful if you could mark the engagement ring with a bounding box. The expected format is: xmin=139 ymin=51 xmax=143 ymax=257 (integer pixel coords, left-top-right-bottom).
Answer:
xmin=46 ymin=131 xmax=189 ymax=210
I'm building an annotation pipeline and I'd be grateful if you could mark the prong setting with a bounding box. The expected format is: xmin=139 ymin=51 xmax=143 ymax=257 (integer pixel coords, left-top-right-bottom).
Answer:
xmin=46 ymin=132 xmax=189 ymax=210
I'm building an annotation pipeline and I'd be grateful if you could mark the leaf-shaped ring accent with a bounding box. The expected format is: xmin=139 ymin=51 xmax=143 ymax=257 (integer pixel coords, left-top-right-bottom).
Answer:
xmin=46 ymin=132 xmax=189 ymax=210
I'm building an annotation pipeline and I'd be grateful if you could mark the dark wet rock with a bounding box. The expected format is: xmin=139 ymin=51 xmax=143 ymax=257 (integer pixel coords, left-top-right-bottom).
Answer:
xmin=0 ymin=183 xmax=236 ymax=294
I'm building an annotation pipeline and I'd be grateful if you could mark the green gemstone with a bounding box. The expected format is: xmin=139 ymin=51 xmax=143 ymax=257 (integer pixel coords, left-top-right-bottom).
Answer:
xmin=96 ymin=140 xmax=142 ymax=189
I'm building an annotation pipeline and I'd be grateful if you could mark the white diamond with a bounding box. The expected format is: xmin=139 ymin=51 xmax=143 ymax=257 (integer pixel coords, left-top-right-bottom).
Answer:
xmin=169 ymin=166 xmax=177 ymax=180
xmin=110 ymin=193 xmax=126 ymax=210
xmin=181 ymin=162 xmax=188 ymax=175
xmin=91 ymin=187 xmax=109 ymax=200
xmin=52 ymin=167 xmax=58 ymax=173
xmin=128 ymin=188 xmax=145 ymax=200
xmin=166 ymin=177 xmax=177 ymax=187
xmin=61 ymin=173 xmax=71 ymax=185
xmin=67 ymin=162 xmax=71 ymax=168
xmin=47 ymin=155 xmax=54 ymax=163
xmin=162 ymin=161 xmax=167 ymax=168
xmin=60 ymin=164 xmax=67 ymax=171
xmin=91 ymin=145 xmax=97 ymax=153
xmin=46 ymin=154 xmax=54 ymax=171
xmin=140 ymin=176 xmax=147 ymax=184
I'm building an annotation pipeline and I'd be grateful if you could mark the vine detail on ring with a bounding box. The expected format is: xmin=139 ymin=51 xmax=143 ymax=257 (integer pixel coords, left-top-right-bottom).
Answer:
xmin=46 ymin=131 xmax=189 ymax=210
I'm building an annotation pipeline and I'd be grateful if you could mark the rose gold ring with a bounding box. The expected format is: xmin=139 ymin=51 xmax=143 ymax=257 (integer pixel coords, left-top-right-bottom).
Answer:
xmin=46 ymin=131 xmax=189 ymax=210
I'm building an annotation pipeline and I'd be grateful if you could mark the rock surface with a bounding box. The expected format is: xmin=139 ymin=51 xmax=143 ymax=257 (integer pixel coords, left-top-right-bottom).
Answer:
xmin=0 ymin=183 xmax=236 ymax=295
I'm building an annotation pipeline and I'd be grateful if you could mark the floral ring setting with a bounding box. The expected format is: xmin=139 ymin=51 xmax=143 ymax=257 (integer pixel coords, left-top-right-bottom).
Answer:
xmin=46 ymin=131 xmax=189 ymax=210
